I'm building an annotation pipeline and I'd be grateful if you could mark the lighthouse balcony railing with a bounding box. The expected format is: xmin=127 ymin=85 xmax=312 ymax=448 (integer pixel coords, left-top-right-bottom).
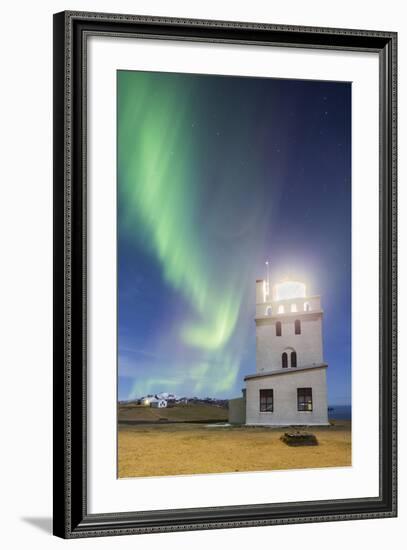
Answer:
xmin=256 ymin=296 xmax=321 ymax=318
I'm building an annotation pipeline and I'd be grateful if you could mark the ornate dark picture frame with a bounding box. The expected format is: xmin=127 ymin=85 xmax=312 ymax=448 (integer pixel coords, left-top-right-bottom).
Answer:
xmin=53 ymin=10 xmax=397 ymax=539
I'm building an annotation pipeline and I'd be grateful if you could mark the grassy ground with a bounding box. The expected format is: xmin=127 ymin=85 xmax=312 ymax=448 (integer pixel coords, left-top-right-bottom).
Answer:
xmin=118 ymin=403 xmax=228 ymax=423
xmin=118 ymin=420 xmax=351 ymax=478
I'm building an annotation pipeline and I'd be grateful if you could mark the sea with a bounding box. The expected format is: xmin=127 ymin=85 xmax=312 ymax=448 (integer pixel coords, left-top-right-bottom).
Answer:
xmin=328 ymin=405 xmax=352 ymax=420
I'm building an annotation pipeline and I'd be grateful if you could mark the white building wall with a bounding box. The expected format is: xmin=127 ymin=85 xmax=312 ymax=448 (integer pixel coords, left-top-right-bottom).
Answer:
xmin=228 ymin=397 xmax=246 ymax=424
xmin=256 ymin=313 xmax=323 ymax=373
xmin=256 ymin=279 xmax=267 ymax=305
xmin=245 ymin=368 xmax=328 ymax=426
xmin=255 ymin=295 xmax=321 ymax=319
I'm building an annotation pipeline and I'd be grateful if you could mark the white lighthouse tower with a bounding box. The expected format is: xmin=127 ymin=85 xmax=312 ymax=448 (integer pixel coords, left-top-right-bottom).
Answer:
xmin=244 ymin=274 xmax=329 ymax=426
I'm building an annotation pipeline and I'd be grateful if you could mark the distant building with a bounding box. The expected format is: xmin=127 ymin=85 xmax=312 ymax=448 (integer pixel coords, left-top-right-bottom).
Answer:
xmin=150 ymin=399 xmax=168 ymax=408
xmin=140 ymin=395 xmax=167 ymax=408
xmin=140 ymin=395 xmax=154 ymax=406
xmin=230 ymin=276 xmax=329 ymax=426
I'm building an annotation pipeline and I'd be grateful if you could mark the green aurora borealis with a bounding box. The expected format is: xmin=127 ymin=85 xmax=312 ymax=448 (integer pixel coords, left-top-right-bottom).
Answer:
xmin=117 ymin=70 xmax=352 ymax=404
xmin=118 ymin=71 xmax=272 ymax=398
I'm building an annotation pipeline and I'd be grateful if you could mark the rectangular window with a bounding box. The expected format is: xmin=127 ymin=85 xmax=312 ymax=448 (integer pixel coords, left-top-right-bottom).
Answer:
xmin=297 ymin=388 xmax=312 ymax=411
xmin=295 ymin=319 xmax=301 ymax=334
xmin=260 ymin=389 xmax=274 ymax=412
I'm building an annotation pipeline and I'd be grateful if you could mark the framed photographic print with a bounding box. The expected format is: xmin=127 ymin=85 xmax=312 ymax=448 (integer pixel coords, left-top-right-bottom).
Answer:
xmin=53 ymin=10 xmax=397 ymax=538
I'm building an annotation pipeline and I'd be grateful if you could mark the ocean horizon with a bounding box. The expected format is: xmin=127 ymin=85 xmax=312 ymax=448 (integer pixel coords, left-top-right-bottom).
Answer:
xmin=328 ymin=405 xmax=351 ymax=420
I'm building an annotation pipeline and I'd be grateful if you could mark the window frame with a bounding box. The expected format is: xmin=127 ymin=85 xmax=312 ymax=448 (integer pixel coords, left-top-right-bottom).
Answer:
xmin=295 ymin=319 xmax=301 ymax=334
xmin=259 ymin=389 xmax=274 ymax=412
xmin=297 ymin=387 xmax=313 ymax=412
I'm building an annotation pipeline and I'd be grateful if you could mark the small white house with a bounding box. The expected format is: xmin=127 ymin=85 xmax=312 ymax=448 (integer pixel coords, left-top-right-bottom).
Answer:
xmin=140 ymin=395 xmax=168 ymax=408
xmin=231 ymin=277 xmax=329 ymax=426
xmin=151 ymin=399 xmax=168 ymax=408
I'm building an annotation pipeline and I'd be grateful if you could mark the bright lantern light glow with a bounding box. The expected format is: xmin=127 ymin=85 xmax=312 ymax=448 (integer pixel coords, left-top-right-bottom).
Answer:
xmin=274 ymin=281 xmax=306 ymax=301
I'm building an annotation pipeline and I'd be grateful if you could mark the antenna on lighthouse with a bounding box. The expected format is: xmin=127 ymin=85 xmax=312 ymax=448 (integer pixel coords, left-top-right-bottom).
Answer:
xmin=265 ymin=261 xmax=270 ymax=300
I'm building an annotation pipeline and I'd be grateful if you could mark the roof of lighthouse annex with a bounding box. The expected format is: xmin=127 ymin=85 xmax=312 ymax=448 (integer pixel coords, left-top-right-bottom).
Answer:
xmin=244 ymin=363 xmax=328 ymax=381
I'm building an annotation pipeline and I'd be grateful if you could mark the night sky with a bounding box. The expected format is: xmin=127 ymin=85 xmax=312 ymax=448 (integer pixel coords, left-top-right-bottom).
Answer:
xmin=117 ymin=70 xmax=351 ymax=406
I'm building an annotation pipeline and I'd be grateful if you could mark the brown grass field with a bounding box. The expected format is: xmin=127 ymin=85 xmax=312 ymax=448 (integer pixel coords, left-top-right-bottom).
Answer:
xmin=118 ymin=402 xmax=228 ymax=423
xmin=118 ymin=405 xmax=351 ymax=478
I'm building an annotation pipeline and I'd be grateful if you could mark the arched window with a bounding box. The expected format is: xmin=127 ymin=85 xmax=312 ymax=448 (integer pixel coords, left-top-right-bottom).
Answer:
xmin=278 ymin=305 xmax=285 ymax=314
xmin=276 ymin=321 xmax=282 ymax=337
xmin=304 ymin=302 xmax=311 ymax=312
xmin=295 ymin=319 xmax=301 ymax=334
xmin=291 ymin=351 xmax=297 ymax=368
xmin=291 ymin=303 xmax=297 ymax=312
xmin=282 ymin=352 xmax=288 ymax=368
xmin=265 ymin=306 xmax=272 ymax=316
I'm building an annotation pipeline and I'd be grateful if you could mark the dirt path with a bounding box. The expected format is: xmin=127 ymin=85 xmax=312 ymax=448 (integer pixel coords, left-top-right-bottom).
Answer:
xmin=118 ymin=421 xmax=351 ymax=478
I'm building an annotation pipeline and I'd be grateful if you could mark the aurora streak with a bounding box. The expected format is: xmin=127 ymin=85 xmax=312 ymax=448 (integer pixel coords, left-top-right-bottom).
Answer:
xmin=117 ymin=71 xmax=352 ymax=405
xmin=118 ymin=71 xmax=271 ymax=398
